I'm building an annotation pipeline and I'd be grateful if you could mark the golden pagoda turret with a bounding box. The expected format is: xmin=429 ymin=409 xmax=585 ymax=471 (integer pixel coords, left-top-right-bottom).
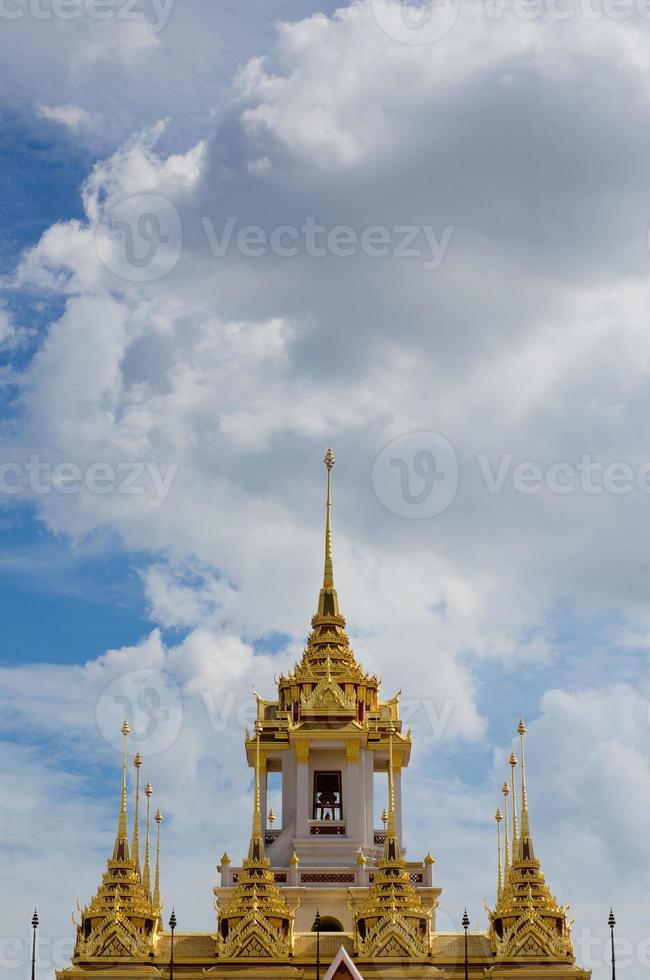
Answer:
xmin=276 ymin=449 xmax=380 ymax=726
xmin=488 ymin=721 xmax=576 ymax=965
xmin=352 ymin=725 xmax=432 ymax=960
xmin=216 ymin=724 xmax=295 ymax=959
xmin=72 ymin=722 xmax=161 ymax=962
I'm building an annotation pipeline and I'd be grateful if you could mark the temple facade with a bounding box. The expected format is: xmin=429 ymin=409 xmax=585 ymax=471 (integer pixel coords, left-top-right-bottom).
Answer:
xmin=57 ymin=451 xmax=591 ymax=980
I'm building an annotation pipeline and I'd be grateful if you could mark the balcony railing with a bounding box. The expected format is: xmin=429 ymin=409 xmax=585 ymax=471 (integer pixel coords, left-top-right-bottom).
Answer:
xmin=309 ymin=821 xmax=346 ymax=836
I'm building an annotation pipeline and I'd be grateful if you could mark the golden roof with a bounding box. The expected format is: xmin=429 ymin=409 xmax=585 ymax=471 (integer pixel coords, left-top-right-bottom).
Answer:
xmin=217 ymin=729 xmax=294 ymax=959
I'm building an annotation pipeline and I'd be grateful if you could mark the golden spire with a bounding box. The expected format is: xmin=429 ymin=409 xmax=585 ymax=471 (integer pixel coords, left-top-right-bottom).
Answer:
xmin=218 ymin=719 xmax=294 ymax=959
xmin=502 ymin=782 xmax=511 ymax=870
xmin=143 ymin=782 xmax=153 ymax=898
xmin=385 ymin=723 xmax=400 ymax=857
xmin=353 ymin=721 xmax=430 ymax=958
xmin=132 ymin=753 xmax=142 ymax=881
xmin=509 ymin=752 xmax=519 ymax=843
xmin=518 ymin=720 xmax=530 ymax=838
xmin=316 ymin=448 xmax=341 ymax=619
xmin=324 ymin=447 xmax=335 ymax=588
xmin=248 ymin=723 xmax=264 ymax=862
xmin=112 ymin=721 xmax=131 ymax=862
xmin=496 ymin=808 xmax=503 ymax=898
xmin=488 ymin=722 xmax=571 ymax=962
xmin=153 ymin=809 xmax=162 ymax=909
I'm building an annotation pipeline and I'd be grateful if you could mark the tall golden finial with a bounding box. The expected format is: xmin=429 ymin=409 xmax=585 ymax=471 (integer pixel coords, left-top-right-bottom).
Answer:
xmin=112 ymin=721 xmax=131 ymax=862
xmin=388 ymin=723 xmax=396 ymax=826
xmin=323 ymin=447 xmax=335 ymax=589
xmin=495 ymin=808 xmax=503 ymax=898
xmin=518 ymin=720 xmax=530 ymax=838
xmin=315 ymin=449 xmax=341 ymax=620
xmin=132 ymin=753 xmax=142 ymax=880
xmin=382 ymin=721 xmax=402 ymax=865
xmin=509 ymin=752 xmax=519 ymax=842
xmin=143 ymin=782 xmax=153 ymax=898
xmin=501 ymin=782 xmax=510 ymax=870
xmin=153 ymin=809 xmax=162 ymax=909
xmin=248 ymin=722 xmax=265 ymax=862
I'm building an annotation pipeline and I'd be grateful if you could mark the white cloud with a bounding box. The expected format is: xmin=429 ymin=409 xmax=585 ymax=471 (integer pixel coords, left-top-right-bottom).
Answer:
xmin=5 ymin=3 xmax=650 ymax=977
xmin=36 ymin=102 xmax=98 ymax=133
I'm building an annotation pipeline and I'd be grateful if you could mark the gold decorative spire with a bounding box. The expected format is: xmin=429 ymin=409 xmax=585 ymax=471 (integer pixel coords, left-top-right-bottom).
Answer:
xmin=502 ymin=782 xmax=511 ymax=870
xmin=509 ymin=752 xmax=519 ymax=843
xmin=112 ymin=721 xmax=131 ymax=863
xmin=496 ymin=808 xmax=503 ymax=899
xmin=353 ymin=723 xmax=431 ymax=959
xmin=153 ymin=809 xmax=162 ymax=910
xmin=316 ymin=448 xmax=340 ymax=618
xmin=489 ymin=722 xmax=573 ymax=963
xmin=132 ymin=753 xmax=142 ymax=881
xmin=277 ymin=450 xmax=379 ymax=719
xmin=74 ymin=724 xmax=160 ymax=962
xmin=217 ymin=721 xmax=294 ymax=959
xmin=248 ymin=723 xmax=264 ymax=862
xmin=518 ymin=720 xmax=530 ymax=839
xmin=143 ymin=782 xmax=153 ymax=898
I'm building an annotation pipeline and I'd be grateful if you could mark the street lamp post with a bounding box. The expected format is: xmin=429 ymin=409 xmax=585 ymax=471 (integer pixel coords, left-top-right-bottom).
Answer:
xmin=462 ymin=909 xmax=470 ymax=980
xmin=169 ymin=910 xmax=177 ymax=980
xmin=30 ymin=910 xmax=39 ymax=980
xmin=608 ymin=909 xmax=616 ymax=980
xmin=315 ymin=909 xmax=321 ymax=980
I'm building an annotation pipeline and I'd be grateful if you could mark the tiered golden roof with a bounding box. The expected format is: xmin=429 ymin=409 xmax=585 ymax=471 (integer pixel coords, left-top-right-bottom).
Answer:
xmin=73 ymin=722 xmax=161 ymax=961
xmin=277 ymin=449 xmax=380 ymax=723
xmin=353 ymin=725 xmax=432 ymax=960
xmin=488 ymin=721 xmax=574 ymax=963
xmin=217 ymin=726 xmax=295 ymax=959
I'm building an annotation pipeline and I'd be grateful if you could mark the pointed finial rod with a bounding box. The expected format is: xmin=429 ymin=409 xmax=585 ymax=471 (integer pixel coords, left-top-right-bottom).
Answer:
xmin=518 ymin=720 xmax=530 ymax=837
xmin=31 ymin=910 xmax=39 ymax=980
xmin=253 ymin=722 xmax=262 ymax=839
xmin=153 ymin=808 xmax=162 ymax=909
xmin=388 ymin=722 xmax=396 ymax=829
xmin=323 ymin=448 xmax=335 ymax=589
xmin=143 ymin=782 xmax=153 ymax=898
xmin=113 ymin=721 xmax=131 ymax=862
xmin=132 ymin=753 xmax=142 ymax=880
xmin=509 ymin=753 xmax=519 ymax=843
xmin=502 ymin=782 xmax=511 ymax=870
xmin=495 ymin=808 xmax=503 ymax=898
xmin=609 ymin=909 xmax=616 ymax=980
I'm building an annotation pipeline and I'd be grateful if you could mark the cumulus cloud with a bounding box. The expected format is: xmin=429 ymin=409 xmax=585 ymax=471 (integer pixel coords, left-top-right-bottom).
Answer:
xmin=4 ymin=2 xmax=650 ymax=978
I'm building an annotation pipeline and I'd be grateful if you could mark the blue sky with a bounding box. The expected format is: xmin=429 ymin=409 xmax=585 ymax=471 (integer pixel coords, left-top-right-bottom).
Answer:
xmin=3 ymin=2 xmax=650 ymax=978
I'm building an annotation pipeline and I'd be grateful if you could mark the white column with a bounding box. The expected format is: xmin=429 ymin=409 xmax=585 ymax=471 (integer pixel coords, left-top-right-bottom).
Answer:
xmin=295 ymin=743 xmax=310 ymax=838
xmin=365 ymin=750 xmax=374 ymax=845
xmin=346 ymin=754 xmax=362 ymax=840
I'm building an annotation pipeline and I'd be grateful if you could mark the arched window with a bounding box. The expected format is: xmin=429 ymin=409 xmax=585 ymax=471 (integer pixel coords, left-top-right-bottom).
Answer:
xmin=312 ymin=915 xmax=344 ymax=933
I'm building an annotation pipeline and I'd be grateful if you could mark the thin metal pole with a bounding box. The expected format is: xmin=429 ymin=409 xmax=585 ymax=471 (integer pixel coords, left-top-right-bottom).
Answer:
xmin=315 ymin=909 xmax=321 ymax=980
xmin=31 ymin=911 xmax=39 ymax=980
xmin=608 ymin=910 xmax=616 ymax=980
xmin=169 ymin=910 xmax=176 ymax=980
xmin=462 ymin=909 xmax=469 ymax=980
